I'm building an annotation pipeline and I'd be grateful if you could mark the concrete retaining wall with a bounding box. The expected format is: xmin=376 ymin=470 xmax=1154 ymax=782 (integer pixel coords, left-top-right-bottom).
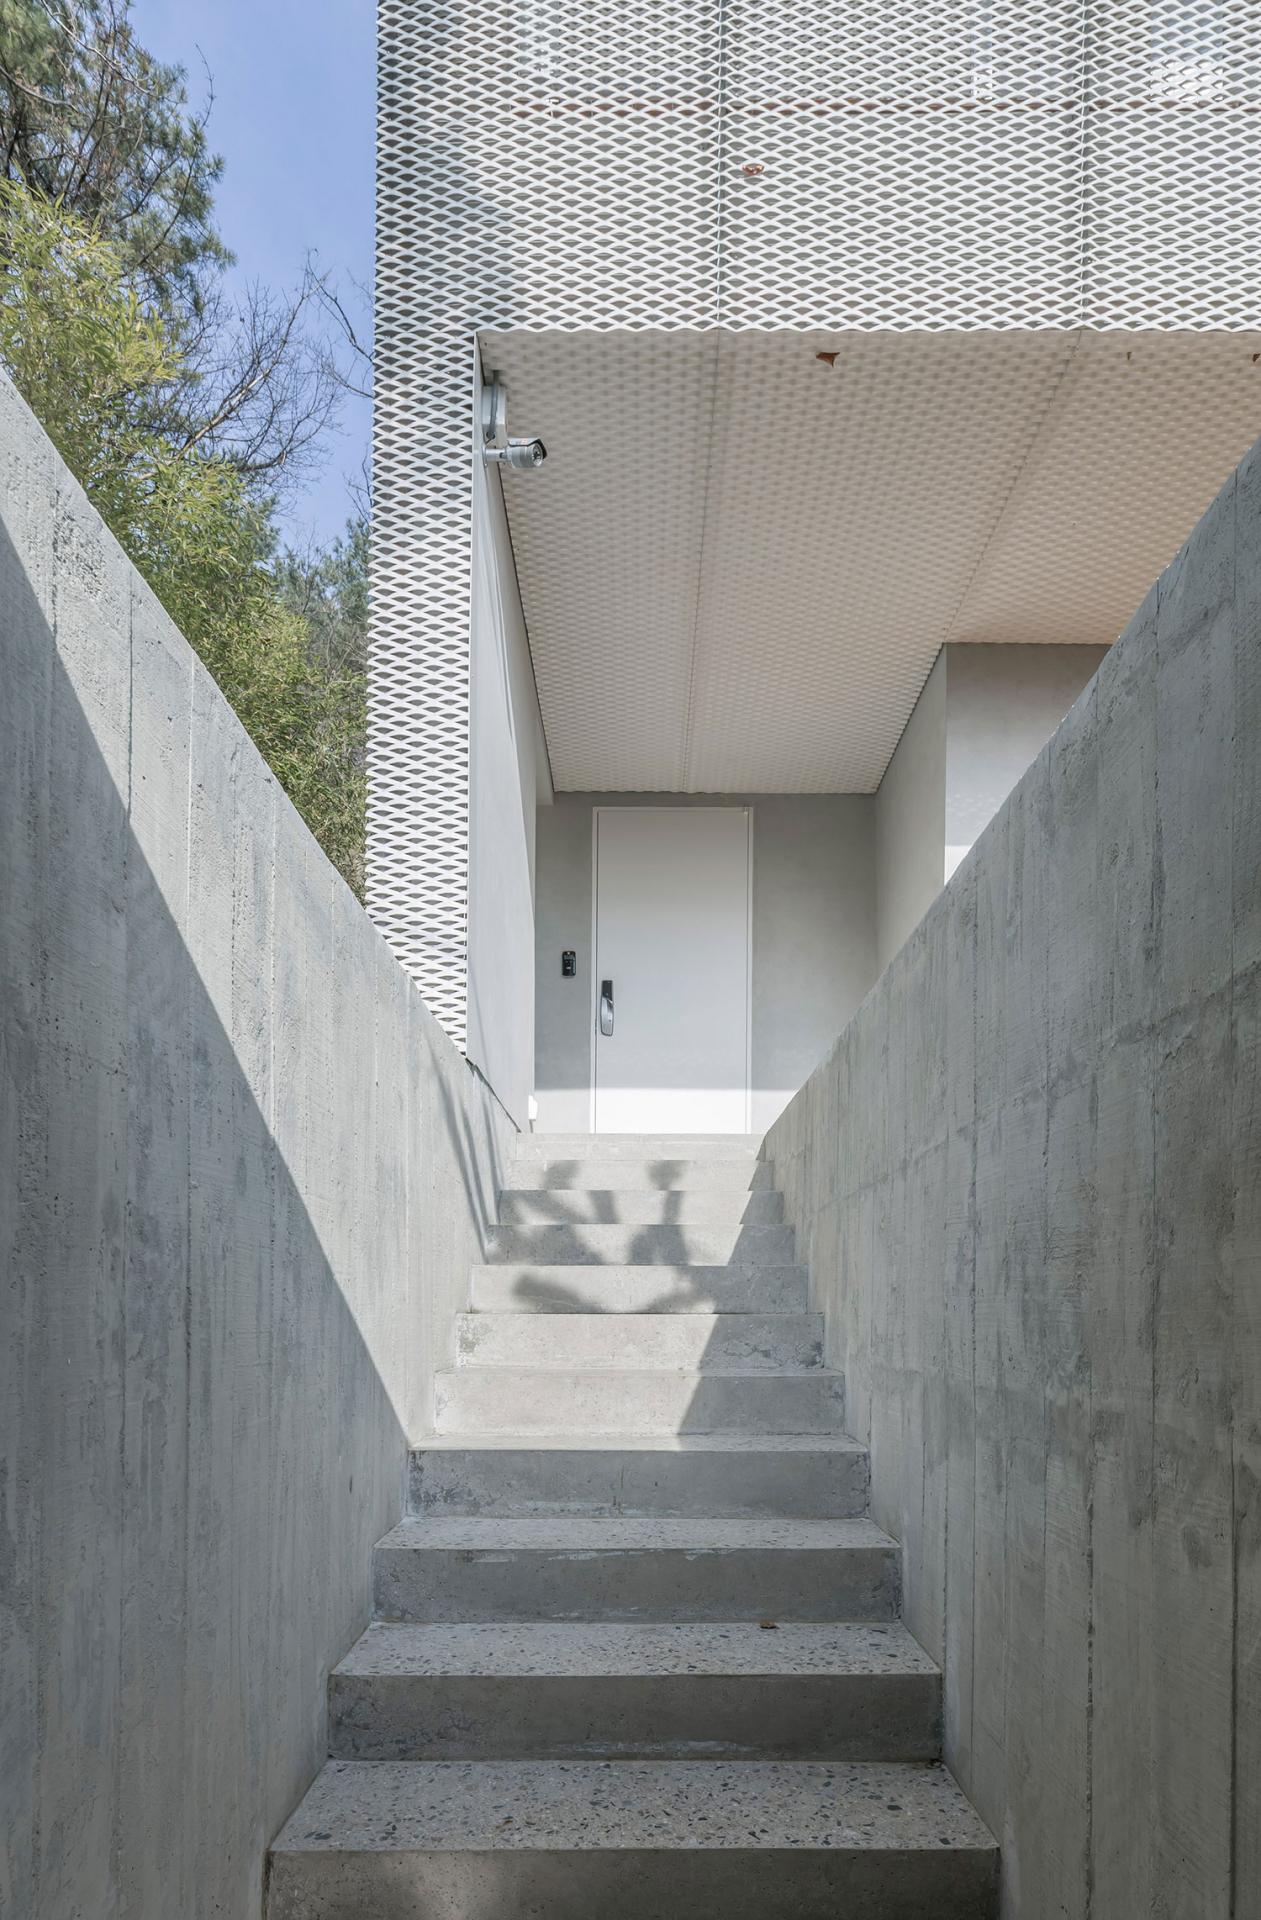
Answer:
xmin=766 ymin=446 xmax=1260 ymax=1915
xmin=0 ymin=378 xmax=514 ymax=1916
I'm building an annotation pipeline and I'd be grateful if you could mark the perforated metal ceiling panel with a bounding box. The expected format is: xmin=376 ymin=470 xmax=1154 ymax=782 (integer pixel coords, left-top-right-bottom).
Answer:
xmin=375 ymin=0 xmax=1261 ymax=1026
xmin=485 ymin=327 xmax=1261 ymax=791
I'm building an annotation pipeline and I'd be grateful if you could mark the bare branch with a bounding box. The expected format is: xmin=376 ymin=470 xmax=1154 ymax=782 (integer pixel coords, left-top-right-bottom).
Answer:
xmin=347 ymin=452 xmax=373 ymax=522
xmin=309 ymin=263 xmax=374 ymax=400
xmin=170 ymin=271 xmax=343 ymax=488
xmin=0 ymin=67 xmax=70 ymax=110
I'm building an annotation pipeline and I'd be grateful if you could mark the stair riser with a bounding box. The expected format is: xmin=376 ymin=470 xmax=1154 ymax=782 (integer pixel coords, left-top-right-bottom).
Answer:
xmin=433 ymin=1370 xmax=845 ymax=1436
xmin=489 ymin=1224 xmax=795 ymax=1266
xmin=408 ymin=1446 xmax=870 ymax=1518
xmin=471 ymin=1264 xmax=808 ymax=1314
xmin=374 ymin=1544 xmax=900 ymax=1623
xmin=508 ymin=1163 xmax=775 ymax=1192
xmin=329 ymin=1671 xmax=941 ymax=1762
xmin=514 ymin=1134 xmax=764 ymax=1159
xmin=455 ymin=1313 xmax=822 ymax=1373
xmin=268 ymin=1846 xmax=997 ymax=1920
xmin=497 ymin=1189 xmax=784 ymax=1225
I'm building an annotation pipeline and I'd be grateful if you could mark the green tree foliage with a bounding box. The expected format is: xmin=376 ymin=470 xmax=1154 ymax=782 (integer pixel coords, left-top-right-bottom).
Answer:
xmin=276 ymin=520 xmax=370 ymax=895
xmin=0 ymin=0 xmax=369 ymax=897
xmin=0 ymin=177 xmax=367 ymax=896
xmin=0 ymin=0 xmax=343 ymax=486
xmin=0 ymin=0 xmax=226 ymax=314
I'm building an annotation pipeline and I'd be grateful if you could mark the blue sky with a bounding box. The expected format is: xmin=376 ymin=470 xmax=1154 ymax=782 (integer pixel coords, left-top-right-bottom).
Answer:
xmin=133 ymin=0 xmax=376 ymax=549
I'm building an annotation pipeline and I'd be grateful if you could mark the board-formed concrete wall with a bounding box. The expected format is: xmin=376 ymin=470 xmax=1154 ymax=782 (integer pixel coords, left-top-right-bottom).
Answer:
xmin=766 ymin=445 xmax=1260 ymax=1916
xmin=0 ymin=378 xmax=514 ymax=1916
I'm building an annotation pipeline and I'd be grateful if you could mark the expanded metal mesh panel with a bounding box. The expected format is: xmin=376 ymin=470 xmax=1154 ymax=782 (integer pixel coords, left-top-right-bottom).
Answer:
xmin=486 ymin=327 xmax=1261 ymax=791
xmin=373 ymin=0 xmax=1261 ymax=1030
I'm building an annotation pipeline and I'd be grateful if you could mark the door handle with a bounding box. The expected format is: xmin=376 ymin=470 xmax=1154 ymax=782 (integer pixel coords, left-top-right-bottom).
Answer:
xmin=599 ymin=979 xmax=614 ymax=1037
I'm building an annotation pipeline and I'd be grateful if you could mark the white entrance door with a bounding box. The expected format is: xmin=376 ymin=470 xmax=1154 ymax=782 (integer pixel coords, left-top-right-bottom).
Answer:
xmin=593 ymin=808 xmax=751 ymax=1134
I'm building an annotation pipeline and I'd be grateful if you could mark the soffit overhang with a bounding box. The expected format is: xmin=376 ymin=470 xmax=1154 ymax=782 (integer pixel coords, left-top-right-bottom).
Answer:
xmin=483 ymin=328 xmax=1261 ymax=791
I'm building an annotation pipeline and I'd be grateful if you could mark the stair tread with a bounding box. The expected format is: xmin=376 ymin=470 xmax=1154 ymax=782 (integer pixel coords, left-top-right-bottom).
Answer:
xmin=472 ymin=1265 xmax=809 ymax=1317
xmin=268 ymin=1128 xmax=999 ymax=1907
xmin=491 ymin=1228 xmax=786 ymax=1244
xmin=473 ymin=1260 xmax=806 ymax=1272
xmin=514 ymin=1134 xmax=765 ymax=1153
xmin=273 ymin=1758 xmax=995 ymax=1855
xmin=497 ymin=1188 xmax=782 ymax=1214
xmin=504 ymin=1169 xmax=775 ymax=1191
xmin=435 ymin=1363 xmax=845 ymax=1379
xmin=455 ymin=1311 xmax=824 ymax=1373
xmin=338 ymin=1619 xmax=936 ymax=1679
xmin=461 ymin=1309 xmax=814 ymax=1320
xmin=473 ymin=1260 xmax=806 ymax=1281
xmin=412 ymin=1431 xmax=866 ymax=1453
xmin=377 ymin=1515 xmax=893 ymax=1552
xmin=502 ymin=1175 xmax=767 ymax=1190
xmin=488 ymin=1226 xmax=795 ymax=1265
xmin=435 ymin=1365 xmax=845 ymax=1435
xmin=509 ymin=1164 xmax=769 ymax=1181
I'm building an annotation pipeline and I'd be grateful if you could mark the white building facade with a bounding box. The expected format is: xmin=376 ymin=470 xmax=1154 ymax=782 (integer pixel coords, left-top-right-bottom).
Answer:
xmin=373 ymin=0 xmax=1261 ymax=1131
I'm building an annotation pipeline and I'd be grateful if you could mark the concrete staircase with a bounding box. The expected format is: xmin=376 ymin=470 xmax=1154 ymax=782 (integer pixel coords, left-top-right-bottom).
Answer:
xmin=268 ymin=1135 xmax=998 ymax=1918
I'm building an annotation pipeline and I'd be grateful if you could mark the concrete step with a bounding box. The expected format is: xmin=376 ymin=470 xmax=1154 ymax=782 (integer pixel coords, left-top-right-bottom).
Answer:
xmin=488 ymin=1222 xmax=795 ymax=1266
xmin=455 ymin=1311 xmax=823 ymax=1373
xmin=433 ymin=1365 xmax=845 ymax=1435
xmin=373 ymin=1516 xmax=899 ymax=1623
xmin=507 ymin=1159 xmax=774 ymax=1192
xmin=496 ymin=1187 xmax=784 ymax=1225
xmin=471 ymin=1262 xmax=808 ymax=1314
xmin=408 ymin=1433 xmax=871 ymax=1519
xmin=513 ymin=1133 xmax=765 ymax=1160
xmin=329 ymin=1620 xmax=941 ymax=1762
xmin=268 ymin=1759 xmax=999 ymax=1920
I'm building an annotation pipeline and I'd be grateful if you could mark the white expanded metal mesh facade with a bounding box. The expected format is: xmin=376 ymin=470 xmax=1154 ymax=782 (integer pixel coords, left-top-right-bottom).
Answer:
xmin=374 ymin=0 xmax=1261 ymax=1037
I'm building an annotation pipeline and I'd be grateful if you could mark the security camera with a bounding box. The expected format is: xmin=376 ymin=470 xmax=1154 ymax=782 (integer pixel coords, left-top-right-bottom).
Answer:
xmin=485 ymin=436 xmax=547 ymax=471
xmin=480 ymin=372 xmax=546 ymax=471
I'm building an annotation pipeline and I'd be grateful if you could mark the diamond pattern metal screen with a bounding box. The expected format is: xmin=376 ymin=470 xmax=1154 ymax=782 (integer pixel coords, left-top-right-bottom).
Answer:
xmin=374 ymin=0 xmax=1261 ymax=1036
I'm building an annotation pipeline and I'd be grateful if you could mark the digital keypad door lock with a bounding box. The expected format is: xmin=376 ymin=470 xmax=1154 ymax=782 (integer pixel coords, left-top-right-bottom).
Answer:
xmin=561 ymin=950 xmax=576 ymax=977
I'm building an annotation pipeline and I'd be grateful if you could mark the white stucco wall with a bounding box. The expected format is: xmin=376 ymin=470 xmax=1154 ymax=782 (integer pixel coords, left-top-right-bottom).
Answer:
xmin=533 ymin=794 xmax=877 ymax=1134
xmin=531 ymin=653 xmax=1109 ymax=1128
xmin=943 ymin=643 xmax=1109 ymax=881
xmin=467 ymin=369 xmax=553 ymax=1128
xmin=875 ymin=653 xmax=947 ymax=972
xmin=875 ymin=644 xmax=1108 ymax=973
